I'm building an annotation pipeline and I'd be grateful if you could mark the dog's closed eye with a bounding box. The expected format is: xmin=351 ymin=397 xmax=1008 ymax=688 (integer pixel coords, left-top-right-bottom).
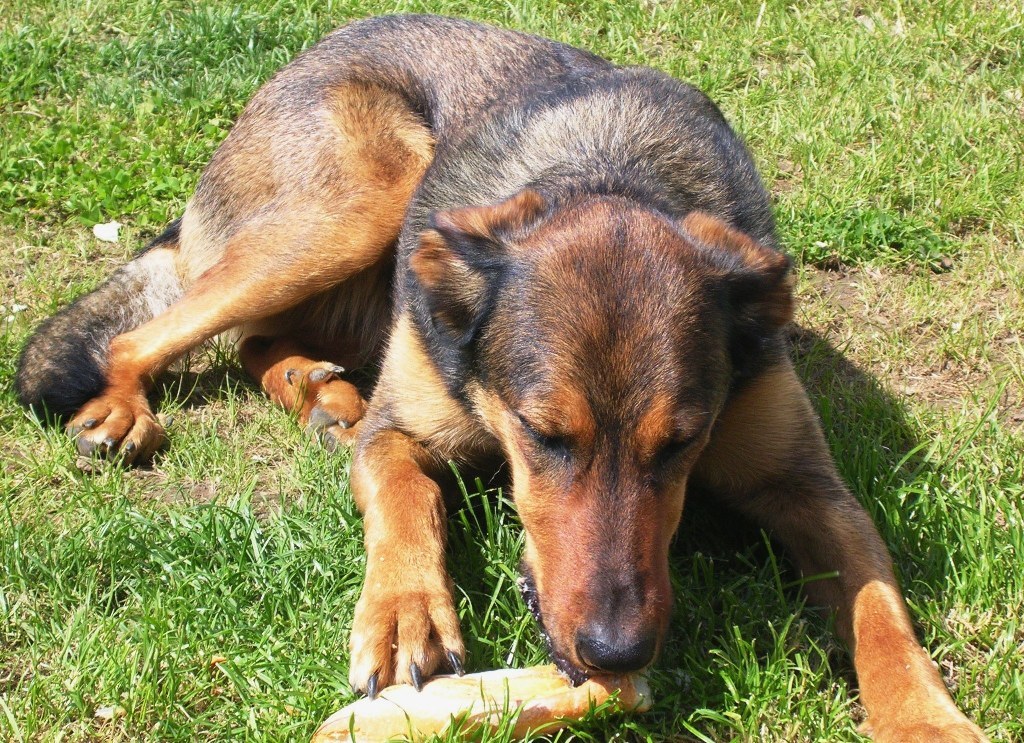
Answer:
xmin=652 ymin=423 xmax=708 ymax=472
xmin=654 ymin=437 xmax=692 ymax=467
xmin=516 ymin=413 xmax=572 ymax=460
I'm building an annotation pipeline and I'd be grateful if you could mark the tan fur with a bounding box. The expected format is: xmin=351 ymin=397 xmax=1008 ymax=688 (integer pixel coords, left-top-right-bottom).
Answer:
xmin=694 ymin=361 xmax=812 ymax=491
xmin=430 ymin=189 xmax=546 ymax=243
xmin=514 ymin=385 xmax=596 ymax=447
xmin=374 ymin=314 xmax=498 ymax=461
xmin=176 ymin=83 xmax=433 ymax=286
xmin=348 ymin=427 xmax=465 ymax=690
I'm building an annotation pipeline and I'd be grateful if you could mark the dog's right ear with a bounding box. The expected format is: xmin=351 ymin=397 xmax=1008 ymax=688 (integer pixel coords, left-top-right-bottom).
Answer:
xmin=411 ymin=190 xmax=546 ymax=344
xmin=679 ymin=211 xmax=794 ymax=330
xmin=679 ymin=212 xmax=794 ymax=379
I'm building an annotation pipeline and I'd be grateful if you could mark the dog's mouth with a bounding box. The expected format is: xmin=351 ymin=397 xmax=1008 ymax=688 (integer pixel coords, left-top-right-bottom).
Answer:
xmin=517 ymin=562 xmax=590 ymax=686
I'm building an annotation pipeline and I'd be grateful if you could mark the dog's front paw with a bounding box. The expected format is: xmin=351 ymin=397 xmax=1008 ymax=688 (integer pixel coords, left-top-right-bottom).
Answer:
xmin=862 ymin=713 xmax=988 ymax=743
xmin=348 ymin=569 xmax=465 ymax=696
xmin=67 ymin=392 xmax=166 ymax=463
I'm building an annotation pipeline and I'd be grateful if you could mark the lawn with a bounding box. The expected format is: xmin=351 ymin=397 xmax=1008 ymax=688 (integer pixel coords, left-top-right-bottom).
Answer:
xmin=1 ymin=0 xmax=1022 ymax=741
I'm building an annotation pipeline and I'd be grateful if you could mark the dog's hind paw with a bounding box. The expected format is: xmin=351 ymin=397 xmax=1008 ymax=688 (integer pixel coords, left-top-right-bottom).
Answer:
xmin=67 ymin=392 xmax=166 ymax=463
xmin=348 ymin=576 xmax=465 ymax=694
xmin=281 ymin=363 xmax=366 ymax=449
xmin=305 ymin=403 xmax=361 ymax=450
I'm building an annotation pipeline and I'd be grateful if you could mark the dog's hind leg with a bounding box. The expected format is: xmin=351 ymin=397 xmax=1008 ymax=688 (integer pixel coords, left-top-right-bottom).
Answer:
xmin=60 ymin=82 xmax=433 ymax=463
xmin=65 ymin=203 xmax=399 ymax=462
xmin=696 ymin=362 xmax=987 ymax=743
xmin=234 ymin=257 xmax=395 ymax=451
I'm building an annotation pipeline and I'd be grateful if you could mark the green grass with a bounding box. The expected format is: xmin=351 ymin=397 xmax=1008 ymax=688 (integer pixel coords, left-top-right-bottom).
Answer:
xmin=2 ymin=1 xmax=1023 ymax=740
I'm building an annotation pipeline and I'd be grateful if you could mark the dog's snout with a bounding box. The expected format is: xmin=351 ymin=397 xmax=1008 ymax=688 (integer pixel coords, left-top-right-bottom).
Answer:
xmin=575 ymin=624 xmax=657 ymax=674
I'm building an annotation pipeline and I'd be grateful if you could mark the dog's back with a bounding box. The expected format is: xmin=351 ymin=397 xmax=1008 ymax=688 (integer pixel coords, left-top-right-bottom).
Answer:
xmin=209 ymin=14 xmax=775 ymax=248
xmin=17 ymin=15 xmax=773 ymax=420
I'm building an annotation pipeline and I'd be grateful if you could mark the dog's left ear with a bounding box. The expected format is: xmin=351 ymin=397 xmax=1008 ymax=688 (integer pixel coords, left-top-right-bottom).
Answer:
xmin=679 ymin=211 xmax=794 ymax=329
xmin=411 ymin=190 xmax=547 ymax=344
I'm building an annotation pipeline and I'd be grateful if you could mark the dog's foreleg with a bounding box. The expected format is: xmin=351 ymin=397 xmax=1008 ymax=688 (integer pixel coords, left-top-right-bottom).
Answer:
xmin=742 ymin=489 xmax=987 ymax=742
xmin=696 ymin=362 xmax=987 ymax=742
xmin=348 ymin=427 xmax=466 ymax=695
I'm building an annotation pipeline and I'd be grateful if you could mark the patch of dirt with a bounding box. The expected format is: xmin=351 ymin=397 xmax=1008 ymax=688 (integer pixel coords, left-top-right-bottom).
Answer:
xmin=174 ymin=475 xmax=292 ymax=520
xmin=798 ymin=244 xmax=1024 ymax=429
xmin=0 ymin=654 xmax=41 ymax=694
xmin=145 ymin=470 xmax=291 ymax=521
xmin=772 ymin=158 xmax=804 ymax=194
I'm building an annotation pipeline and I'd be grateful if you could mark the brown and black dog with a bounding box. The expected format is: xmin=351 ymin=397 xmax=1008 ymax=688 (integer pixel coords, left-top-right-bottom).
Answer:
xmin=16 ymin=15 xmax=985 ymax=741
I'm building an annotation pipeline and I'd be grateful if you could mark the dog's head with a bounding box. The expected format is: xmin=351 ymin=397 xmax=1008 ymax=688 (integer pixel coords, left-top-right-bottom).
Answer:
xmin=411 ymin=190 xmax=793 ymax=680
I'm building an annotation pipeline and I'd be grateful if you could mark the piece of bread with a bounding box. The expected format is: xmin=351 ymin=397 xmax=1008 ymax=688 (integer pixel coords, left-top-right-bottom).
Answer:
xmin=312 ymin=664 xmax=651 ymax=742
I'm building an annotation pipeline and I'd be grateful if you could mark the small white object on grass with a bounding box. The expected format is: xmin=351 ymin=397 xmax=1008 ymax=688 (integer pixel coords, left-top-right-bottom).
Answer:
xmin=94 ymin=705 xmax=126 ymax=722
xmin=93 ymin=220 xmax=122 ymax=243
xmin=312 ymin=664 xmax=651 ymax=742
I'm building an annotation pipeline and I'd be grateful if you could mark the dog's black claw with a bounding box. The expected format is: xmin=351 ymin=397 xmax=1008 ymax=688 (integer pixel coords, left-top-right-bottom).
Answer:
xmin=366 ymin=673 xmax=378 ymax=700
xmin=410 ymin=662 xmax=423 ymax=691
xmin=122 ymin=442 xmax=137 ymax=457
xmin=330 ymin=364 xmax=346 ymax=375
xmin=284 ymin=368 xmax=299 ymax=386
xmin=447 ymin=651 xmax=464 ymax=676
xmin=320 ymin=431 xmax=341 ymax=453
xmin=102 ymin=436 xmax=118 ymax=453
xmin=83 ymin=418 xmax=98 ymax=429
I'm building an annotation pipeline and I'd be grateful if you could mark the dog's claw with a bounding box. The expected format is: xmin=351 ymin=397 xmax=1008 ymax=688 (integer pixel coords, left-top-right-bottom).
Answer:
xmin=410 ymin=662 xmax=423 ymax=691
xmin=122 ymin=441 xmax=137 ymax=458
xmin=308 ymin=364 xmax=345 ymax=383
xmin=285 ymin=368 xmax=299 ymax=386
xmin=447 ymin=651 xmax=464 ymax=676
xmin=83 ymin=418 xmax=97 ymax=429
xmin=305 ymin=406 xmax=337 ymax=432
xmin=365 ymin=673 xmax=378 ymax=700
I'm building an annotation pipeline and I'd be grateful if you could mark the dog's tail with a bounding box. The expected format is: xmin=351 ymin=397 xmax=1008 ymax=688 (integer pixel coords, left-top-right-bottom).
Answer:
xmin=15 ymin=219 xmax=184 ymax=420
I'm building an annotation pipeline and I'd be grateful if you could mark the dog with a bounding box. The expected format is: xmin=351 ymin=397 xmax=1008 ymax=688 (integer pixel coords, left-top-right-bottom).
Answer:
xmin=15 ymin=15 xmax=985 ymax=741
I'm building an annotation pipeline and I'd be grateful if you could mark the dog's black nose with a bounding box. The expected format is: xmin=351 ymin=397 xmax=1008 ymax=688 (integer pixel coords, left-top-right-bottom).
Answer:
xmin=575 ymin=624 xmax=657 ymax=674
